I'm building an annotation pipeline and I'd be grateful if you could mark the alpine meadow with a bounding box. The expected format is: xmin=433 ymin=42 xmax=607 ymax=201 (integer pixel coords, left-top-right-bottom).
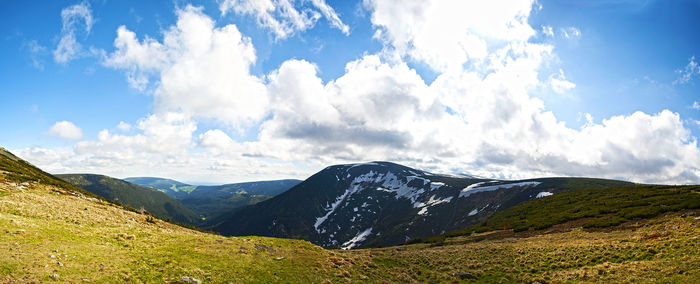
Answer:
xmin=2 ymin=0 xmax=700 ymax=283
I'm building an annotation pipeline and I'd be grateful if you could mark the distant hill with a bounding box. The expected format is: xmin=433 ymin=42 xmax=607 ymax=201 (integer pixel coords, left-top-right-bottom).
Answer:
xmin=58 ymin=174 xmax=201 ymax=225
xmin=182 ymin=180 xmax=302 ymax=221
xmin=126 ymin=177 xmax=301 ymax=220
xmin=123 ymin=177 xmax=196 ymax=199
xmin=212 ymin=162 xmax=633 ymax=248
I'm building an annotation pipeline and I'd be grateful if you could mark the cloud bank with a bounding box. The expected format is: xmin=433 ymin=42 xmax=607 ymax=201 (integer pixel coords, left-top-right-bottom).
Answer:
xmin=17 ymin=1 xmax=700 ymax=184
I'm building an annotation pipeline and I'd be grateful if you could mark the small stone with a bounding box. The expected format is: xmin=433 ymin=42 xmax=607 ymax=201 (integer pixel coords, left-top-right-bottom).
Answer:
xmin=255 ymin=244 xmax=272 ymax=251
xmin=58 ymin=262 xmax=64 ymax=267
xmin=180 ymin=276 xmax=201 ymax=284
xmin=274 ymin=257 xmax=284 ymax=260
xmin=50 ymin=254 xmax=56 ymax=259
xmin=681 ymin=212 xmax=695 ymax=217
xmin=671 ymin=225 xmax=680 ymax=230
xmin=49 ymin=273 xmax=60 ymax=279
xmin=453 ymin=271 xmax=477 ymax=280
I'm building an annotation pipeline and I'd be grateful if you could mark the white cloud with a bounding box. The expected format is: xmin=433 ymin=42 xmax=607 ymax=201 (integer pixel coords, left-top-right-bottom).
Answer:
xmin=54 ymin=2 xmax=93 ymax=63
xmin=199 ymin=129 xmax=239 ymax=155
xmin=365 ymin=0 xmax=536 ymax=72
xmin=48 ymin=121 xmax=83 ymax=140
xmin=674 ymin=56 xmax=700 ymax=85
xmin=541 ymin=25 xmax=554 ymax=37
xmin=116 ymin=121 xmax=131 ymax=131
xmin=20 ymin=2 xmax=700 ymax=185
xmin=24 ymin=40 xmax=48 ymax=70
xmin=560 ymin=26 xmax=581 ymax=39
xmin=310 ymin=0 xmax=350 ymax=35
xmin=104 ymin=5 xmax=268 ymax=129
xmin=219 ymin=0 xmax=349 ymax=39
xmin=549 ymin=69 xmax=576 ymax=94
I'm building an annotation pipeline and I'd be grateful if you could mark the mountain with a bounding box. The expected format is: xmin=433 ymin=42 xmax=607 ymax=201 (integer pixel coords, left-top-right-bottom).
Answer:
xmin=123 ymin=177 xmax=196 ymax=199
xmin=58 ymin=174 xmax=200 ymax=225
xmin=181 ymin=179 xmax=301 ymax=221
xmin=212 ymin=162 xmax=633 ymax=248
xmin=126 ymin=177 xmax=301 ymax=220
xmin=1 ymin=147 xmax=697 ymax=282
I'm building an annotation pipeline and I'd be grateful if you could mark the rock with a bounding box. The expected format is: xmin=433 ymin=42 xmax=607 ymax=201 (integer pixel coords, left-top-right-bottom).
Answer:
xmin=696 ymin=216 xmax=700 ymax=221
xmin=671 ymin=225 xmax=680 ymax=230
xmin=49 ymin=273 xmax=60 ymax=279
xmin=453 ymin=271 xmax=477 ymax=280
xmin=255 ymin=244 xmax=272 ymax=252
xmin=274 ymin=257 xmax=284 ymax=260
xmin=681 ymin=212 xmax=695 ymax=218
xmin=180 ymin=276 xmax=201 ymax=284
xmin=58 ymin=262 xmax=64 ymax=267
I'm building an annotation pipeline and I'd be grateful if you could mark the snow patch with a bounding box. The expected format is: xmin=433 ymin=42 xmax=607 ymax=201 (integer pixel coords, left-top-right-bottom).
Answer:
xmin=468 ymin=208 xmax=478 ymax=216
xmin=536 ymin=191 xmax=553 ymax=198
xmin=429 ymin=182 xmax=445 ymax=190
xmin=341 ymin=228 xmax=373 ymax=250
xmin=418 ymin=207 xmax=429 ymax=216
xmin=459 ymin=181 xmax=541 ymax=198
xmin=414 ymin=195 xmax=453 ymax=215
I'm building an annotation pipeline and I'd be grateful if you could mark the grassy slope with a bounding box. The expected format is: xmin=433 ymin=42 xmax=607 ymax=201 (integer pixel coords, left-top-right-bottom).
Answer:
xmin=343 ymin=213 xmax=700 ymax=283
xmin=2 ymin=177 xmax=698 ymax=282
xmin=0 ymin=180 xmax=347 ymax=282
xmin=464 ymin=185 xmax=700 ymax=235
xmin=57 ymin=174 xmax=201 ymax=226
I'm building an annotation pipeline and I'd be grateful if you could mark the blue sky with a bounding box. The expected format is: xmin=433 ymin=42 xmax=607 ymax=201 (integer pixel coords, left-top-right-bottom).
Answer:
xmin=1 ymin=0 xmax=700 ymax=184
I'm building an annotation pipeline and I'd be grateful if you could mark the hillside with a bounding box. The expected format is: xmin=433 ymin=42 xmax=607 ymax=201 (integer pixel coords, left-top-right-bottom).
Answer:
xmin=57 ymin=174 xmax=200 ymax=226
xmin=0 ymin=148 xmax=698 ymax=282
xmin=123 ymin=177 xmax=196 ymax=199
xmin=0 ymin=147 xmax=354 ymax=282
xmin=212 ymin=162 xmax=633 ymax=248
xmin=126 ymin=177 xmax=301 ymax=220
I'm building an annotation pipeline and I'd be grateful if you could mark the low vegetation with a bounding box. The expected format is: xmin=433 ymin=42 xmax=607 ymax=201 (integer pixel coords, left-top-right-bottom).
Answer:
xmin=415 ymin=185 xmax=700 ymax=243
xmin=343 ymin=212 xmax=700 ymax=283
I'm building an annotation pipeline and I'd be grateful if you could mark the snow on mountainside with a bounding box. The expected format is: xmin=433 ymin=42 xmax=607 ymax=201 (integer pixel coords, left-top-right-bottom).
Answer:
xmin=212 ymin=162 xmax=634 ymax=249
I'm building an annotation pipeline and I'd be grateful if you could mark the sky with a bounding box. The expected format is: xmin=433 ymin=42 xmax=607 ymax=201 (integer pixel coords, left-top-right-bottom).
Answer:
xmin=2 ymin=0 xmax=700 ymax=185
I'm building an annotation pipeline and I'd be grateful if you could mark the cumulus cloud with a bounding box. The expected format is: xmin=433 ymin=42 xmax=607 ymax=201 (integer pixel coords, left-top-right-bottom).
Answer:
xmin=116 ymin=121 xmax=131 ymax=131
xmin=219 ymin=0 xmax=349 ymax=39
xmin=48 ymin=121 xmax=83 ymax=140
xmin=54 ymin=2 xmax=93 ymax=63
xmin=18 ymin=1 xmax=700 ymax=184
xmin=549 ymin=69 xmax=576 ymax=94
xmin=365 ymin=0 xmax=536 ymax=71
xmin=104 ymin=5 xmax=268 ymax=128
xmin=674 ymin=56 xmax=700 ymax=85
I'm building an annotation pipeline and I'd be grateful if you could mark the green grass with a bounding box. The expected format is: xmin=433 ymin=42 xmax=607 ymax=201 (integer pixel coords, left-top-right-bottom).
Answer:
xmin=434 ymin=185 xmax=700 ymax=239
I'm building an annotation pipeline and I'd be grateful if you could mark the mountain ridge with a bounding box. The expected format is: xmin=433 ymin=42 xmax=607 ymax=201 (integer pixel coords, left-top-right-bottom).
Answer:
xmin=212 ymin=161 xmax=634 ymax=248
xmin=58 ymin=174 xmax=201 ymax=225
